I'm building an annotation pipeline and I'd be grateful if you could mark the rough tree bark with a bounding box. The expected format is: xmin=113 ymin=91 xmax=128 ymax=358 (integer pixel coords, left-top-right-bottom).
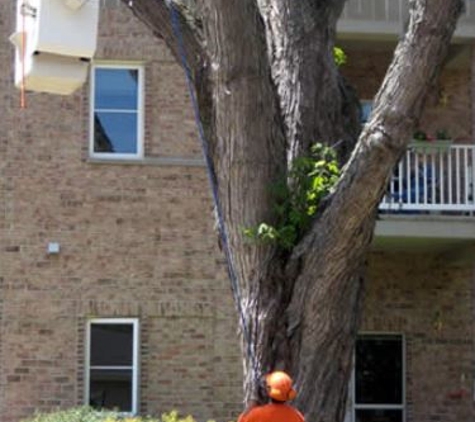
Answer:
xmin=123 ymin=0 xmax=463 ymax=421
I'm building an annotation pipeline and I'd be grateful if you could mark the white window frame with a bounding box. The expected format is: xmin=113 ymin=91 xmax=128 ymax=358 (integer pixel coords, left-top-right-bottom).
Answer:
xmin=349 ymin=333 xmax=406 ymax=422
xmin=85 ymin=318 xmax=140 ymax=415
xmin=89 ymin=63 xmax=145 ymax=160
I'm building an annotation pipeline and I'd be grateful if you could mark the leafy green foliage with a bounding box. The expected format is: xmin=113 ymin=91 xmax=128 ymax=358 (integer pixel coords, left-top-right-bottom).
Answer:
xmin=413 ymin=130 xmax=428 ymax=141
xmin=20 ymin=407 xmax=118 ymax=422
xmin=333 ymin=46 xmax=347 ymax=67
xmin=20 ymin=407 xmax=216 ymax=422
xmin=244 ymin=143 xmax=340 ymax=249
xmin=435 ymin=129 xmax=450 ymax=140
xmin=161 ymin=410 xmax=214 ymax=422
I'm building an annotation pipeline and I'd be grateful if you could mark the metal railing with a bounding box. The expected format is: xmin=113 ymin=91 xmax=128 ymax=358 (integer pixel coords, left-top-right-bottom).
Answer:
xmin=339 ymin=0 xmax=475 ymax=38
xmin=99 ymin=0 xmax=121 ymax=7
xmin=379 ymin=143 xmax=475 ymax=213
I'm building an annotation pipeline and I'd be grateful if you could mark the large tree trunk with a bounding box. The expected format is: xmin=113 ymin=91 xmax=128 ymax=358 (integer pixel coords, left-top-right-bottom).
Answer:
xmin=124 ymin=0 xmax=463 ymax=421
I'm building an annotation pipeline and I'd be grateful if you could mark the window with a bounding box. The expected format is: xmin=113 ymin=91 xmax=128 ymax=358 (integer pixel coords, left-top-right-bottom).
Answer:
xmin=350 ymin=334 xmax=405 ymax=422
xmin=360 ymin=100 xmax=373 ymax=124
xmin=85 ymin=319 xmax=139 ymax=414
xmin=90 ymin=64 xmax=144 ymax=159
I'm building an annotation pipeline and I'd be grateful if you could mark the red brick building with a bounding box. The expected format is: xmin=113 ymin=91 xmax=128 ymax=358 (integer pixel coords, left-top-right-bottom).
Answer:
xmin=0 ymin=1 xmax=475 ymax=422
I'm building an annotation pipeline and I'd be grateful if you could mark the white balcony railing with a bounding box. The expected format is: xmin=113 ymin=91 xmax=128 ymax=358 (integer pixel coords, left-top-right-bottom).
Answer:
xmin=379 ymin=143 xmax=475 ymax=213
xmin=339 ymin=0 xmax=475 ymax=39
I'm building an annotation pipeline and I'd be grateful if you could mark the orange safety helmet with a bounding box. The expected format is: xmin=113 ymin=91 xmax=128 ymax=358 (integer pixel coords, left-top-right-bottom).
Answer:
xmin=265 ymin=371 xmax=297 ymax=402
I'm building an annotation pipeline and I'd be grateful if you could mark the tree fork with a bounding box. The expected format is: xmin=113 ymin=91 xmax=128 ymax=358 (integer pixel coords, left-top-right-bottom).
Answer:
xmin=122 ymin=1 xmax=463 ymax=422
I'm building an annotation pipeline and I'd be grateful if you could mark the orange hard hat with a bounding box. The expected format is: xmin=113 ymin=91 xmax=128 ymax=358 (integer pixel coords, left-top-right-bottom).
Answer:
xmin=265 ymin=371 xmax=297 ymax=402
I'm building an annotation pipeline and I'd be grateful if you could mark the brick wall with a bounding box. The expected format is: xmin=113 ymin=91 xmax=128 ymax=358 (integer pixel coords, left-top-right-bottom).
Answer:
xmin=343 ymin=43 xmax=475 ymax=421
xmin=365 ymin=251 xmax=475 ymax=422
xmin=0 ymin=2 xmax=242 ymax=421
xmin=341 ymin=43 xmax=472 ymax=141
xmin=0 ymin=2 xmax=474 ymax=422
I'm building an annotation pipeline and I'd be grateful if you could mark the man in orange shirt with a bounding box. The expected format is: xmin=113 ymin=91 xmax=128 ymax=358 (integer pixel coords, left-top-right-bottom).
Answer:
xmin=238 ymin=371 xmax=305 ymax=422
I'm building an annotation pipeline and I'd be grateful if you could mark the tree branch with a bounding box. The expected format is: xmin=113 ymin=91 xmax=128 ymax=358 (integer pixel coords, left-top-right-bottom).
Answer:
xmin=286 ymin=1 xmax=464 ymax=419
xmin=289 ymin=0 xmax=464 ymax=274
xmin=122 ymin=0 xmax=204 ymax=79
xmin=196 ymin=0 xmax=289 ymax=400
xmin=255 ymin=0 xmax=352 ymax=164
xmin=324 ymin=0 xmax=463 ymax=243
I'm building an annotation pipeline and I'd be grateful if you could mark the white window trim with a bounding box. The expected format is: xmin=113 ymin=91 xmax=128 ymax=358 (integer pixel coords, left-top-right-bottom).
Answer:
xmin=349 ymin=332 xmax=406 ymax=422
xmin=85 ymin=318 xmax=140 ymax=415
xmin=89 ymin=63 xmax=145 ymax=160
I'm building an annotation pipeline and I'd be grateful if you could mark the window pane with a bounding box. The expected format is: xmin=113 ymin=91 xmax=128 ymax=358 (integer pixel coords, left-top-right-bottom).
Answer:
xmin=94 ymin=112 xmax=138 ymax=154
xmin=360 ymin=102 xmax=373 ymax=123
xmin=355 ymin=335 xmax=403 ymax=405
xmin=355 ymin=409 xmax=402 ymax=422
xmin=90 ymin=324 xmax=133 ymax=366
xmin=89 ymin=368 xmax=132 ymax=412
xmin=95 ymin=68 xmax=139 ymax=110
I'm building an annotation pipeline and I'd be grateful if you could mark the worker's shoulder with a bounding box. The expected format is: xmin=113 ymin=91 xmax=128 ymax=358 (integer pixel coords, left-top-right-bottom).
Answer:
xmin=243 ymin=403 xmax=304 ymax=422
xmin=279 ymin=404 xmax=305 ymax=422
xmin=291 ymin=406 xmax=305 ymax=422
xmin=283 ymin=404 xmax=305 ymax=422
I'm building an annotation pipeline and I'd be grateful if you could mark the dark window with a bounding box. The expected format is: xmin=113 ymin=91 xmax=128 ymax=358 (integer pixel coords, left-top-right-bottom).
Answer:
xmin=90 ymin=324 xmax=133 ymax=366
xmin=354 ymin=334 xmax=404 ymax=422
xmin=90 ymin=369 xmax=133 ymax=411
xmin=355 ymin=409 xmax=403 ymax=422
xmin=88 ymin=321 xmax=137 ymax=413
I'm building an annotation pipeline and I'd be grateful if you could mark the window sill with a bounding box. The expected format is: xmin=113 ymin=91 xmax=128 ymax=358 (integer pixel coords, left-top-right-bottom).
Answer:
xmin=86 ymin=156 xmax=205 ymax=167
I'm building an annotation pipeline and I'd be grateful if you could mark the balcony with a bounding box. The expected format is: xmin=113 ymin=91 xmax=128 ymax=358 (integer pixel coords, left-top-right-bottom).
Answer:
xmin=338 ymin=0 xmax=475 ymax=40
xmin=374 ymin=143 xmax=475 ymax=252
xmin=380 ymin=143 xmax=475 ymax=214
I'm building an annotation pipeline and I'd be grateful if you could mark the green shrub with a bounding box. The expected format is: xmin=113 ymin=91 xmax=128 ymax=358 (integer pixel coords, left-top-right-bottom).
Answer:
xmin=20 ymin=407 xmax=215 ymax=422
xmin=244 ymin=143 xmax=340 ymax=249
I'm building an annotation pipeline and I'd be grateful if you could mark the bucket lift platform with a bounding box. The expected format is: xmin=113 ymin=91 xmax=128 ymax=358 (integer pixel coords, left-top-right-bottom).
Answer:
xmin=10 ymin=0 xmax=99 ymax=95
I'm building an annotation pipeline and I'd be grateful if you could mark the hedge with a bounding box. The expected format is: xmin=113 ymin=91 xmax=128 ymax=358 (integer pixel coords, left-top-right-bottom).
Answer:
xmin=20 ymin=407 xmax=214 ymax=422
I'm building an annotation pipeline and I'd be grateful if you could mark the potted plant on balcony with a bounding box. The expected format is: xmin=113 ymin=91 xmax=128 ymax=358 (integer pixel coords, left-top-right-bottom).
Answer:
xmin=413 ymin=130 xmax=429 ymax=141
xmin=435 ymin=129 xmax=451 ymax=141
xmin=410 ymin=129 xmax=452 ymax=152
